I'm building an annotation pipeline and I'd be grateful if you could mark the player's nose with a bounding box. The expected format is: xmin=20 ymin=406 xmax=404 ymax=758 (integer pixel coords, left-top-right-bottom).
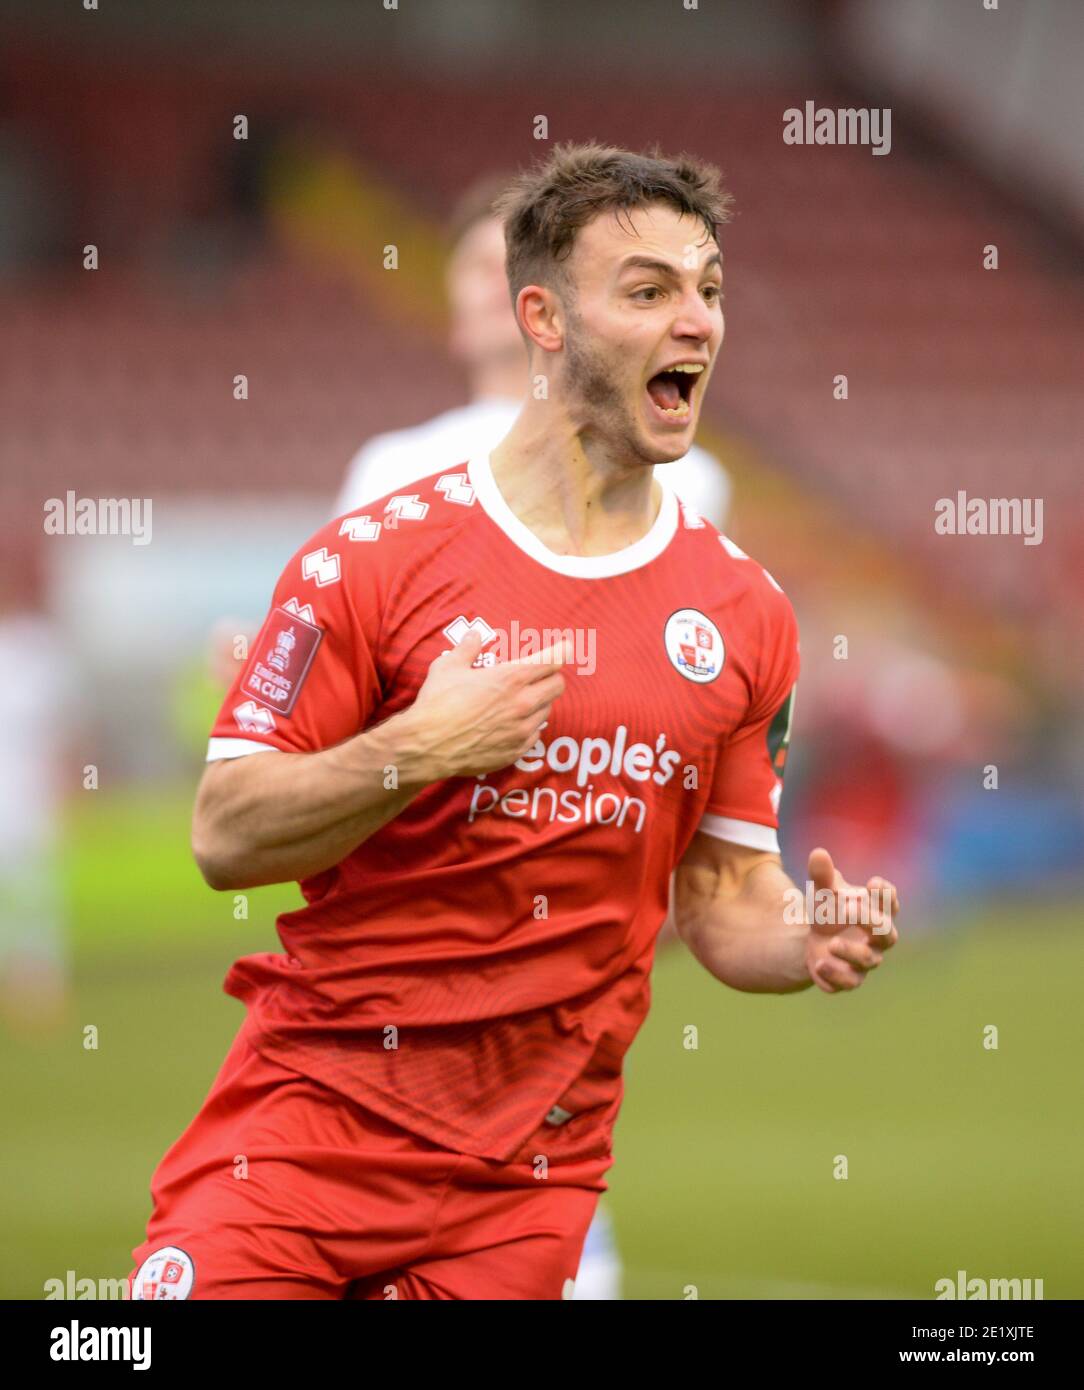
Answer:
xmin=671 ymin=291 xmax=717 ymax=344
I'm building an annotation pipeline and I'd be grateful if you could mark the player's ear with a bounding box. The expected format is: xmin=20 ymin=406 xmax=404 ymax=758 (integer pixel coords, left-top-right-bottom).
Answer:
xmin=517 ymin=286 xmax=562 ymax=354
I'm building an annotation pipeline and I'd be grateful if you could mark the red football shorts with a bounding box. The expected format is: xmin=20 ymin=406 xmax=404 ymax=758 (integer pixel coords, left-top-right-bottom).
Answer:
xmin=128 ymin=1017 xmax=611 ymax=1300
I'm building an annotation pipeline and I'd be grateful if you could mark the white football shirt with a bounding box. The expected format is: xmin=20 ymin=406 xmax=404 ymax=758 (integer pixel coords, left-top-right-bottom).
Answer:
xmin=334 ymin=396 xmax=731 ymax=526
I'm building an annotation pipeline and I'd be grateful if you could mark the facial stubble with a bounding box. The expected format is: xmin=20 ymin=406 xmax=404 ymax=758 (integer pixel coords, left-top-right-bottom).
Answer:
xmin=561 ymin=300 xmax=657 ymax=468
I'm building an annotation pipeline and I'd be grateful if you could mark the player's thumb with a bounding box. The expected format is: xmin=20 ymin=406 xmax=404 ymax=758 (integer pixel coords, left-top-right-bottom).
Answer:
xmin=807 ymin=846 xmax=836 ymax=896
xmin=442 ymin=630 xmax=483 ymax=667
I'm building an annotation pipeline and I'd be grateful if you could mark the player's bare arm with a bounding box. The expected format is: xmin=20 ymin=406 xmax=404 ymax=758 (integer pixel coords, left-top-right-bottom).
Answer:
xmin=191 ymin=630 xmax=566 ymax=891
xmin=672 ymin=833 xmax=898 ymax=995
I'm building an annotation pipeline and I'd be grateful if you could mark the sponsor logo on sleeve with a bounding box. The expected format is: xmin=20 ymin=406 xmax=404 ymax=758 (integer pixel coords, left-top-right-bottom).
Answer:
xmin=282 ymin=596 xmax=315 ymax=623
xmin=435 ymin=473 xmax=476 ymax=506
xmin=383 ymin=494 xmax=429 ymax=528
xmin=339 ymin=515 xmax=382 ymax=542
xmin=239 ymin=605 xmax=323 ymax=717
xmin=233 ymin=700 xmax=277 ymax=734
xmin=767 ymin=687 xmax=795 ymax=778
xmin=301 ymin=547 xmax=341 ymax=586
xmin=766 ymin=686 xmax=796 ymax=813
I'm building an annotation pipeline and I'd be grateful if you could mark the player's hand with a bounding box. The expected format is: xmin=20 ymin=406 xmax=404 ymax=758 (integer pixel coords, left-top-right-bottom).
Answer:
xmin=407 ymin=629 xmax=569 ymax=781
xmin=803 ymin=847 xmax=899 ymax=994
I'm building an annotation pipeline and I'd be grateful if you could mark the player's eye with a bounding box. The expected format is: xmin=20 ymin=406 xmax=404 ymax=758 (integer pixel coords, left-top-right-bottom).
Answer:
xmin=702 ymin=284 xmax=723 ymax=303
xmin=632 ymin=285 xmax=663 ymax=301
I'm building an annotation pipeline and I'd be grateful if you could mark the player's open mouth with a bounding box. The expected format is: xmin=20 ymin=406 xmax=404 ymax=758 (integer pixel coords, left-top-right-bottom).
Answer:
xmin=645 ymin=363 xmax=704 ymax=423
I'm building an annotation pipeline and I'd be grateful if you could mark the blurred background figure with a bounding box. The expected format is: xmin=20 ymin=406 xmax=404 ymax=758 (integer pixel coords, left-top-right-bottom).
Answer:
xmin=334 ymin=174 xmax=733 ymax=527
xmin=0 ymin=559 xmax=73 ymax=1037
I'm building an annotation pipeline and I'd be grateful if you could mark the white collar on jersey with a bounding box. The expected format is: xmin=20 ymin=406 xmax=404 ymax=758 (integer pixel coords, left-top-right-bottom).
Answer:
xmin=466 ymin=451 xmax=679 ymax=579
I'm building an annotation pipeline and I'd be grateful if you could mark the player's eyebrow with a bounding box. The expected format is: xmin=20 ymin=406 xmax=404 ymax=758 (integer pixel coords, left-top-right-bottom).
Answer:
xmin=618 ymin=251 xmax=723 ymax=282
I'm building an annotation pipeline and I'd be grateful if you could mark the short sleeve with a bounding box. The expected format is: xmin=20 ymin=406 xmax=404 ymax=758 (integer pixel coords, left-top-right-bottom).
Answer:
xmin=206 ymin=521 xmax=383 ymax=761
xmin=699 ymin=588 xmax=799 ymax=852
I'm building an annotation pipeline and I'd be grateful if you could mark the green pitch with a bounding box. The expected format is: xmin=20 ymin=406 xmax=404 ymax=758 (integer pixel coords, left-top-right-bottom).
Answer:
xmin=2 ymin=790 xmax=1080 ymax=1299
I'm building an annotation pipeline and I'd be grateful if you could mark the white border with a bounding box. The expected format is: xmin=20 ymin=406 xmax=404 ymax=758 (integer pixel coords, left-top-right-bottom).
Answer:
xmin=466 ymin=452 xmax=678 ymax=578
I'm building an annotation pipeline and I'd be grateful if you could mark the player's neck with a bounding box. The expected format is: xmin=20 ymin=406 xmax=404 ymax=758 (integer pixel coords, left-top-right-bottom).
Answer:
xmin=489 ymin=407 xmax=662 ymax=559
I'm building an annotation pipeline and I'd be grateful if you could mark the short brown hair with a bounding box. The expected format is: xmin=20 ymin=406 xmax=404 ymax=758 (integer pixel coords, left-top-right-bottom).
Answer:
xmin=493 ymin=141 xmax=733 ymax=306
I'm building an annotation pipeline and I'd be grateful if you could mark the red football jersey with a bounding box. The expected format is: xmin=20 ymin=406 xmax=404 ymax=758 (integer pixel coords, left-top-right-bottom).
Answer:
xmin=207 ymin=453 xmax=800 ymax=1161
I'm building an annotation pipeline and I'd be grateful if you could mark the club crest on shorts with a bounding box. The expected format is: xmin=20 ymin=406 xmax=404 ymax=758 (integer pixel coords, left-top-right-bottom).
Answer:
xmin=131 ymin=1246 xmax=195 ymax=1301
xmin=664 ymin=609 xmax=724 ymax=683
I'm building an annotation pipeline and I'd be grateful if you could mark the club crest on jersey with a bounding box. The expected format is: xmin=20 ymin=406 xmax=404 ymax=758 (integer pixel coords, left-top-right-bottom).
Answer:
xmin=664 ymin=608 xmax=724 ymax=683
xmin=131 ymin=1245 xmax=194 ymax=1301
